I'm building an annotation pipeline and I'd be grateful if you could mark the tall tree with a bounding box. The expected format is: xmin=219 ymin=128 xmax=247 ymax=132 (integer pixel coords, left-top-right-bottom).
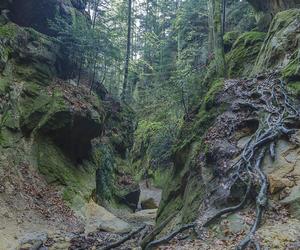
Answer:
xmin=209 ymin=0 xmax=226 ymax=77
xmin=122 ymin=0 xmax=133 ymax=101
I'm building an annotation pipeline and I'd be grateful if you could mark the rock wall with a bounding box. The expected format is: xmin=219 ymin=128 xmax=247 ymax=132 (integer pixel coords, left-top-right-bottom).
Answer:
xmin=248 ymin=0 xmax=300 ymax=13
xmin=156 ymin=6 xmax=300 ymax=248
xmin=1 ymin=0 xmax=88 ymax=36
xmin=0 ymin=0 xmax=136 ymax=219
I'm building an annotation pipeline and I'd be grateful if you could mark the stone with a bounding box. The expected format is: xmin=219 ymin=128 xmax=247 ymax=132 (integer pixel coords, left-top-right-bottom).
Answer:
xmin=138 ymin=180 xmax=162 ymax=210
xmin=219 ymin=214 xmax=249 ymax=236
xmin=269 ymin=175 xmax=293 ymax=194
xmin=83 ymin=200 xmax=131 ymax=234
xmin=141 ymin=198 xmax=158 ymax=210
xmin=128 ymin=209 xmax=157 ymax=226
xmin=280 ymin=185 xmax=300 ymax=219
xmin=258 ymin=219 xmax=300 ymax=249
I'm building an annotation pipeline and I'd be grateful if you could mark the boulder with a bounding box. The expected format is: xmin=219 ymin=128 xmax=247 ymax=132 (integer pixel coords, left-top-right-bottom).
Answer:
xmin=141 ymin=198 xmax=158 ymax=210
xmin=83 ymin=201 xmax=131 ymax=234
xmin=280 ymin=186 xmax=300 ymax=219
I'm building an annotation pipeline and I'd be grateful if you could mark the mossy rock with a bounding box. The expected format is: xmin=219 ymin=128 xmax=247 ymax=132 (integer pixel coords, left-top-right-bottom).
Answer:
xmin=282 ymin=51 xmax=300 ymax=82
xmin=223 ymin=31 xmax=240 ymax=53
xmin=0 ymin=23 xmax=60 ymax=83
xmin=204 ymin=79 xmax=224 ymax=110
xmin=287 ymin=82 xmax=300 ymax=98
xmin=227 ymin=31 xmax=266 ymax=78
xmin=19 ymin=84 xmax=66 ymax=133
xmin=0 ymin=77 xmax=9 ymax=94
xmin=253 ymin=9 xmax=300 ymax=75
xmin=35 ymin=136 xmax=97 ymax=209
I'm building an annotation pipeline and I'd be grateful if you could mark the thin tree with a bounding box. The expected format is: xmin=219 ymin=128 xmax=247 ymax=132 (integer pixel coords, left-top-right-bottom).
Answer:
xmin=122 ymin=0 xmax=133 ymax=101
xmin=209 ymin=0 xmax=226 ymax=77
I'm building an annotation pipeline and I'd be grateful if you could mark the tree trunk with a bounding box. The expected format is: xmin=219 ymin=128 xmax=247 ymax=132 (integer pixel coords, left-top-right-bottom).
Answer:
xmin=211 ymin=0 xmax=226 ymax=77
xmin=121 ymin=0 xmax=132 ymax=101
xmin=222 ymin=0 xmax=226 ymax=35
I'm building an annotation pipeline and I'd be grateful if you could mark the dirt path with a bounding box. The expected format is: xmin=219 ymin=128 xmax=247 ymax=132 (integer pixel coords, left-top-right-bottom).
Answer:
xmin=2 ymin=180 xmax=162 ymax=250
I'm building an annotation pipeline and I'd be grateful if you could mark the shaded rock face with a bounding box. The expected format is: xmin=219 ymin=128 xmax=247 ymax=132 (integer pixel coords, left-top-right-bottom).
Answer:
xmin=254 ymin=9 xmax=300 ymax=77
xmin=253 ymin=9 xmax=300 ymax=100
xmin=6 ymin=0 xmax=87 ymax=36
xmin=19 ymin=82 xmax=105 ymax=162
xmin=247 ymin=0 xmax=300 ymax=14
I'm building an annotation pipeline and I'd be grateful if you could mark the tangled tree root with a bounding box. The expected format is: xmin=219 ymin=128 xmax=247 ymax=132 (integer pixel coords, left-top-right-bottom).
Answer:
xmin=98 ymin=225 xmax=146 ymax=250
xmin=144 ymin=223 xmax=196 ymax=250
xmin=142 ymin=75 xmax=299 ymax=250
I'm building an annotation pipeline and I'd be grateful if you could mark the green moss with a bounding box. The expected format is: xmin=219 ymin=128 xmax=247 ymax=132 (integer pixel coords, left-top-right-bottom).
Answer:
xmin=0 ymin=77 xmax=9 ymax=94
xmin=19 ymin=83 xmax=68 ymax=133
xmin=158 ymin=78 xmax=228 ymax=226
xmin=227 ymin=31 xmax=266 ymax=77
xmin=288 ymin=82 xmax=300 ymax=98
xmin=0 ymin=23 xmax=18 ymax=39
xmin=135 ymin=120 xmax=163 ymax=141
xmin=35 ymin=136 xmax=97 ymax=208
xmin=253 ymin=9 xmax=300 ymax=75
xmin=223 ymin=31 xmax=240 ymax=52
xmin=204 ymin=79 xmax=224 ymax=110
xmin=152 ymin=168 xmax=172 ymax=189
xmin=94 ymin=144 xmax=116 ymax=202
xmin=174 ymin=79 xmax=225 ymax=155
xmin=282 ymin=52 xmax=300 ymax=82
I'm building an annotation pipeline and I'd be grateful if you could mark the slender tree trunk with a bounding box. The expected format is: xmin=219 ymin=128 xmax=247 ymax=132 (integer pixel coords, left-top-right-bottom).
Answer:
xmin=90 ymin=60 xmax=97 ymax=93
xmin=92 ymin=0 xmax=99 ymax=29
xmin=121 ymin=0 xmax=132 ymax=101
xmin=222 ymin=0 xmax=226 ymax=35
xmin=77 ymin=57 xmax=83 ymax=86
xmin=208 ymin=0 xmax=214 ymax=56
xmin=211 ymin=0 xmax=226 ymax=77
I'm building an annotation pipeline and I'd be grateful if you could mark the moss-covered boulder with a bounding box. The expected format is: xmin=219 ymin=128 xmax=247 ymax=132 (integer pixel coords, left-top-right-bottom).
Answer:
xmin=226 ymin=31 xmax=266 ymax=78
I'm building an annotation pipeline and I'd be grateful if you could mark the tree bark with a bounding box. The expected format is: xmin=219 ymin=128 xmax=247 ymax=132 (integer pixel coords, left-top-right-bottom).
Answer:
xmin=121 ymin=0 xmax=132 ymax=101
xmin=210 ymin=0 xmax=226 ymax=77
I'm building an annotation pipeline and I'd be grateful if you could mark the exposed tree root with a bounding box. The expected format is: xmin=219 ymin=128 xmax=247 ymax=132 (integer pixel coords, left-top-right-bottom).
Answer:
xmin=98 ymin=224 xmax=146 ymax=250
xmin=204 ymin=77 xmax=299 ymax=249
xmin=144 ymin=223 xmax=196 ymax=250
xmin=142 ymin=75 xmax=299 ymax=250
xmin=140 ymin=212 xmax=177 ymax=249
